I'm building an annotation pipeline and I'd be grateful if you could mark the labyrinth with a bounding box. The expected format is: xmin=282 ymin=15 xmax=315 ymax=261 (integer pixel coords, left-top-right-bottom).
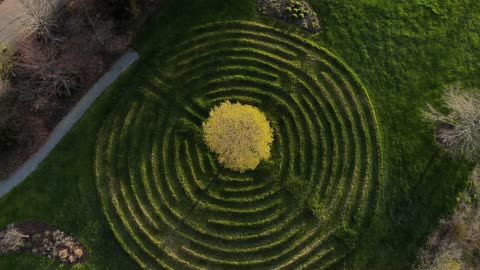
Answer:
xmin=95 ymin=21 xmax=383 ymax=270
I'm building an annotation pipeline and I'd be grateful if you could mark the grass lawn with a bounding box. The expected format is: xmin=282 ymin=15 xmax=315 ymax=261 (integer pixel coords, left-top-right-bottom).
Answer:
xmin=0 ymin=0 xmax=478 ymax=269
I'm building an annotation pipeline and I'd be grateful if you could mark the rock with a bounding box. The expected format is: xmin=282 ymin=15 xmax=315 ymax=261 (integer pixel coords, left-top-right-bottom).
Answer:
xmin=69 ymin=255 xmax=76 ymax=263
xmin=74 ymin=248 xmax=83 ymax=258
xmin=59 ymin=249 xmax=69 ymax=259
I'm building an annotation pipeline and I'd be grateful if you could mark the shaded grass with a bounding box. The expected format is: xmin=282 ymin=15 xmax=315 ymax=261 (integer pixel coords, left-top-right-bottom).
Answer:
xmin=0 ymin=0 xmax=477 ymax=269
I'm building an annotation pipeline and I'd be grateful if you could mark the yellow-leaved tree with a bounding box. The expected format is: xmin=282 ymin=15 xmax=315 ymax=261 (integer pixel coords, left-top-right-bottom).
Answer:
xmin=202 ymin=101 xmax=273 ymax=172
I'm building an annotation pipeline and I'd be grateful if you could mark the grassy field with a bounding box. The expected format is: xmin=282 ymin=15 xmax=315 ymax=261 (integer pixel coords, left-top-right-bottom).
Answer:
xmin=0 ymin=0 xmax=478 ymax=269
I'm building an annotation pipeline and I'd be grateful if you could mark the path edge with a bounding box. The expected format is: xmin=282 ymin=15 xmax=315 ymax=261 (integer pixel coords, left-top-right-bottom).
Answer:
xmin=0 ymin=50 xmax=140 ymax=198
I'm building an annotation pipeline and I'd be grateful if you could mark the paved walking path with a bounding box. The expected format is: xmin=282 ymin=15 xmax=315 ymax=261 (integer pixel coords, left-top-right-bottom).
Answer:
xmin=0 ymin=0 xmax=66 ymax=44
xmin=0 ymin=50 xmax=139 ymax=198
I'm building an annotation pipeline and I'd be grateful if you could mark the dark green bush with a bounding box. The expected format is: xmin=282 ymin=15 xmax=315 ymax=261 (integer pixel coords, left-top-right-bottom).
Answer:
xmin=0 ymin=43 xmax=16 ymax=81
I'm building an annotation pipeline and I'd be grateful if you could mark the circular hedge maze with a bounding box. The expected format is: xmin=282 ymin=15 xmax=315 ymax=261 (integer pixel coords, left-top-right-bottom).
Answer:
xmin=95 ymin=21 xmax=383 ymax=270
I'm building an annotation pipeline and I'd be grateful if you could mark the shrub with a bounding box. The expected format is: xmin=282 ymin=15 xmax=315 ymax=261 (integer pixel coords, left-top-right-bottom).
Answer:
xmin=16 ymin=37 xmax=78 ymax=98
xmin=0 ymin=43 xmax=16 ymax=81
xmin=63 ymin=0 xmax=132 ymax=87
xmin=98 ymin=0 xmax=143 ymax=20
xmin=432 ymin=253 xmax=463 ymax=270
xmin=202 ymin=101 xmax=273 ymax=172
xmin=423 ymin=84 xmax=480 ymax=162
xmin=416 ymin=166 xmax=480 ymax=270
xmin=0 ymin=80 xmax=8 ymax=97
xmin=0 ymin=125 xmax=17 ymax=152
xmin=17 ymin=0 xmax=61 ymax=44
xmin=0 ymin=92 xmax=19 ymax=152
xmin=418 ymin=251 xmax=463 ymax=270
xmin=450 ymin=213 xmax=467 ymax=241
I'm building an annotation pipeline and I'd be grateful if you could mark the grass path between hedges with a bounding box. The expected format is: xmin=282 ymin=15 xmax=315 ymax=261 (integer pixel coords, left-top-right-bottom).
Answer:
xmin=0 ymin=0 xmax=478 ymax=269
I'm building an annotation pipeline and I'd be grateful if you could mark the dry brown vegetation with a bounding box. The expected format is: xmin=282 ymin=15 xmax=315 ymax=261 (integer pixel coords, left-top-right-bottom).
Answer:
xmin=0 ymin=0 xmax=132 ymax=179
xmin=419 ymin=85 xmax=480 ymax=269
xmin=17 ymin=0 xmax=60 ymax=44
xmin=417 ymin=166 xmax=480 ymax=270
xmin=423 ymin=84 xmax=480 ymax=162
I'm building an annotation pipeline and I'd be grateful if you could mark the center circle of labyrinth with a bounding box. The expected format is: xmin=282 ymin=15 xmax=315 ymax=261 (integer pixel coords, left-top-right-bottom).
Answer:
xmin=95 ymin=21 xmax=382 ymax=270
xmin=203 ymin=101 xmax=274 ymax=173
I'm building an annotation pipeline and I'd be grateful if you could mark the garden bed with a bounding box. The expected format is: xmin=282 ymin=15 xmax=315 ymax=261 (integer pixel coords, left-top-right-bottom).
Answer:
xmin=0 ymin=0 xmax=134 ymax=180
xmin=0 ymin=221 xmax=87 ymax=265
xmin=256 ymin=0 xmax=320 ymax=33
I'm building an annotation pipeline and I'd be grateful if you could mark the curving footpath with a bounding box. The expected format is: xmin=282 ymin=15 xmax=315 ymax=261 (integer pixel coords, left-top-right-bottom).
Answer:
xmin=0 ymin=50 xmax=139 ymax=198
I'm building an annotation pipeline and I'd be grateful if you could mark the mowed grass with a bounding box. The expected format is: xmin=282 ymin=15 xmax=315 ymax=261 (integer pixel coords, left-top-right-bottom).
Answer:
xmin=310 ymin=1 xmax=479 ymax=269
xmin=0 ymin=0 xmax=477 ymax=269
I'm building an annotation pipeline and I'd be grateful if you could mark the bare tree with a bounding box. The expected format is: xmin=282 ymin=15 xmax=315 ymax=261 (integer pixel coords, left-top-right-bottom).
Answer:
xmin=423 ymin=84 xmax=480 ymax=162
xmin=0 ymin=224 xmax=28 ymax=253
xmin=17 ymin=0 xmax=61 ymax=44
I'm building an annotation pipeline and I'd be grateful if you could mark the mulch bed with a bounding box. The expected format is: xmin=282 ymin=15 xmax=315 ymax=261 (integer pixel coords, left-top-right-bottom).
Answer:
xmin=0 ymin=221 xmax=87 ymax=265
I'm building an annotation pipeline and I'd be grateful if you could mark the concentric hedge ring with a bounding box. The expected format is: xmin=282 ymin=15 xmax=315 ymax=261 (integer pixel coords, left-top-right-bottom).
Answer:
xmin=95 ymin=21 xmax=383 ymax=270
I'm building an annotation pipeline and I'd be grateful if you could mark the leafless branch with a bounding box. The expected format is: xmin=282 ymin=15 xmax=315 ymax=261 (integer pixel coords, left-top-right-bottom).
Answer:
xmin=423 ymin=84 xmax=480 ymax=162
xmin=17 ymin=0 xmax=61 ymax=44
